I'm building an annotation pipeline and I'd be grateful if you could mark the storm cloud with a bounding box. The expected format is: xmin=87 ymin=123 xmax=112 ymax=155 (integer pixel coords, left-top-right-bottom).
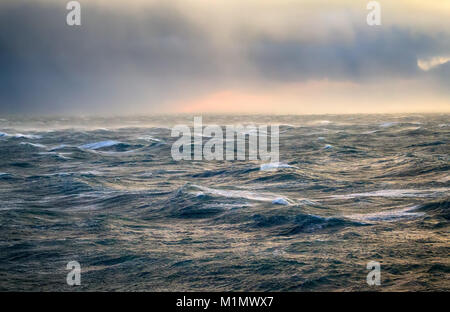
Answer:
xmin=0 ymin=0 xmax=449 ymax=114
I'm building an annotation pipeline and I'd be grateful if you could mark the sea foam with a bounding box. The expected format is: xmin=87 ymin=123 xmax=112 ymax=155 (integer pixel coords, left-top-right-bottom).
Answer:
xmin=346 ymin=206 xmax=424 ymax=222
xmin=190 ymin=184 xmax=291 ymax=205
xmin=260 ymin=162 xmax=298 ymax=171
xmin=80 ymin=140 xmax=121 ymax=150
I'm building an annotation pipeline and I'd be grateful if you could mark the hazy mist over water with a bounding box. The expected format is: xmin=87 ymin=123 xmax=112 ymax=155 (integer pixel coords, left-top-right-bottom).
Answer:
xmin=0 ymin=114 xmax=448 ymax=291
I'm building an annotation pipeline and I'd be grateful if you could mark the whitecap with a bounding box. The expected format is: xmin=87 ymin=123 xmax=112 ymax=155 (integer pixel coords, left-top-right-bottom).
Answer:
xmin=331 ymin=188 xmax=449 ymax=199
xmin=20 ymin=142 xmax=47 ymax=148
xmin=313 ymin=120 xmax=331 ymax=125
xmin=272 ymin=198 xmax=289 ymax=205
xmin=137 ymin=172 xmax=153 ymax=178
xmin=324 ymin=144 xmax=333 ymax=149
xmin=50 ymin=144 xmax=69 ymax=151
xmin=260 ymin=162 xmax=298 ymax=171
xmin=362 ymin=130 xmax=379 ymax=134
xmin=346 ymin=206 xmax=424 ymax=222
xmin=80 ymin=170 xmax=102 ymax=176
xmin=38 ymin=152 xmax=72 ymax=159
xmin=0 ymin=132 xmax=42 ymax=139
xmin=189 ymin=184 xmax=292 ymax=205
xmin=137 ymin=136 xmax=161 ymax=142
xmin=13 ymin=133 xmax=42 ymax=139
xmin=79 ymin=140 xmax=121 ymax=150
xmin=379 ymin=122 xmax=398 ymax=128
xmin=44 ymin=172 xmax=74 ymax=177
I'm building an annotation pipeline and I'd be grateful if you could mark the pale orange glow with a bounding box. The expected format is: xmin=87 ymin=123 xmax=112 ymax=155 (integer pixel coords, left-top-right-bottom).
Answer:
xmin=169 ymin=80 xmax=450 ymax=115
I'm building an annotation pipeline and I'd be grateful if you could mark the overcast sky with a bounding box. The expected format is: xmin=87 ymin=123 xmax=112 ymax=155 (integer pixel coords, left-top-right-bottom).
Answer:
xmin=0 ymin=0 xmax=449 ymax=115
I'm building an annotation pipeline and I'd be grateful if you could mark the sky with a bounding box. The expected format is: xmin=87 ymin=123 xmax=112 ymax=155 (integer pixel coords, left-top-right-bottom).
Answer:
xmin=0 ymin=0 xmax=449 ymax=115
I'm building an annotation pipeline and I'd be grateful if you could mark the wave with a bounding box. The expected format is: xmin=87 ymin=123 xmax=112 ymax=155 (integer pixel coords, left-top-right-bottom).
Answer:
xmin=362 ymin=130 xmax=379 ymax=134
xmin=43 ymin=172 xmax=74 ymax=177
xmin=79 ymin=140 xmax=147 ymax=154
xmin=330 ymin=188 xmax=449 ymax=199
xmin=260 ymin=162 xmax=298 ymax=171
xmin=345 ymin=206 xmax=424 ymax=222
xmin=160 ymin=184 xmax=241 ymax=218
xmin=137 ymin=136 xmax=162 ymax=142
xmin=20 ymin=142 xmax=47 ymax=149
xmin=272 ymin=198 xmax=289 ymax=205
xmin=251 ymin=171 xmax=304 ymax=183
xmin=37 ymin=152 xmax=71 ymax=159
xmin=79 ymin=140 xmax=122 ymax=150
xmin=0 ymin=132 xmax=42 ymax=139
xmin=416 ymin=200 xmax=449 ymax=220
xmin=252 ymin=213 xmax=365 ymax=235
xmin=50 ymin=144 xmax=69 ymax=151
xmin=13 ymin=133 xmax=42 ymax=139
xmin=157 ymin=183 xmax=296 ymax=219
xmin=190 ymin=184 xmax=292 ymax=205
xmin=408 ymin=141 xmax=445 ymax=148
xmin=379 ymin=122 xmax=399 ymax=128
xmin=23 ymin=176 xmax=96 ymax=196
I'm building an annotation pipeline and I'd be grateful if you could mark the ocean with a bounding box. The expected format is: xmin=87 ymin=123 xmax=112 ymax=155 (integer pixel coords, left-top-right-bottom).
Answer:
xmin=0 ymin=114 xmax=448 ymax=291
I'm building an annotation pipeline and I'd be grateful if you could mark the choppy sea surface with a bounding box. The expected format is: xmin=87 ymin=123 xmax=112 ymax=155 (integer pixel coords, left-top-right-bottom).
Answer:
xmin=0 ymin=114 xmax=448 ymax=291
